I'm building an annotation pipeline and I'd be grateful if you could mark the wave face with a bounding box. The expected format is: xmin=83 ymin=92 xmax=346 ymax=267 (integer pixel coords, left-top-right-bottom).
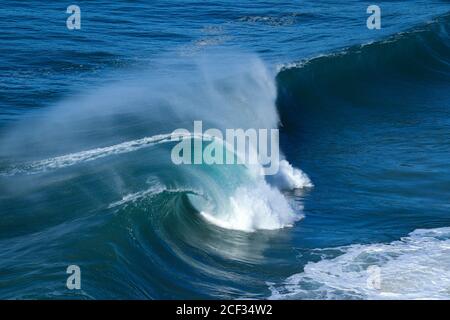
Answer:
xmin=269 ymin=227 xmax=450 ymax=300
xmin=277 ymin=13 xmax=450 ymax=117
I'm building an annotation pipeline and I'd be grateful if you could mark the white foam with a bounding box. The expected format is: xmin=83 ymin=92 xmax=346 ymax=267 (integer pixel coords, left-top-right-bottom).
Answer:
xmin=269 ymin=227 xmax=450 ymax=300
xmin=109 ymin=183 xmax=204 ymax=209
xmin=1 ymin=132 xmax=201 ymax=176
xmin=108 ymin=183 xmax=167 ymax=208
xmin=201 ymin=178 xmax=303 ymax=232
xmin=197 ymin=158 xmax=312 ymax=232
xmin=270 ymin=160 xmax=313 ymax=190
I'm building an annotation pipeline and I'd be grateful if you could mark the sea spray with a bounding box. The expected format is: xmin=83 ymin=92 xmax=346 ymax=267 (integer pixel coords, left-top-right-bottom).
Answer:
xmin=0 ymin=51 xmax=312 ymax=232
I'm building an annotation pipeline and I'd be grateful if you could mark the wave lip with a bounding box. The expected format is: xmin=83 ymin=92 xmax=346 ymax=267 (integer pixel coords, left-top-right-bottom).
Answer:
xmin=0 ymin=132 xmax=205 ymax=176
xmin=269 ymin=227 xmax=450 ymax=300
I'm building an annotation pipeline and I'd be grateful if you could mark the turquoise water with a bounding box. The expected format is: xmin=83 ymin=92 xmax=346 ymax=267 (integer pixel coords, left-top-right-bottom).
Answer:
xmin=0 ymin=1 xmax=449 ymax=299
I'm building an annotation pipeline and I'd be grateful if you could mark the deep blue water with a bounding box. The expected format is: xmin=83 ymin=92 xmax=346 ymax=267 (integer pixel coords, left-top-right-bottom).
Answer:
xmin=0 ymin=1 xmax=449 ymax=299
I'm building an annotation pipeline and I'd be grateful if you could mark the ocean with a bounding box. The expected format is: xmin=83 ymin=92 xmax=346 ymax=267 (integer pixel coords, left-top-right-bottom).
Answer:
xmin=0 ymin=0 xmax=449 ymax=299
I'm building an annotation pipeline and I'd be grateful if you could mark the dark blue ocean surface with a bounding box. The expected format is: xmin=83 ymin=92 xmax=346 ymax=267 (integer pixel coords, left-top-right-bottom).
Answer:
xmin=0 ymin=1 xmax=449 ymax=299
